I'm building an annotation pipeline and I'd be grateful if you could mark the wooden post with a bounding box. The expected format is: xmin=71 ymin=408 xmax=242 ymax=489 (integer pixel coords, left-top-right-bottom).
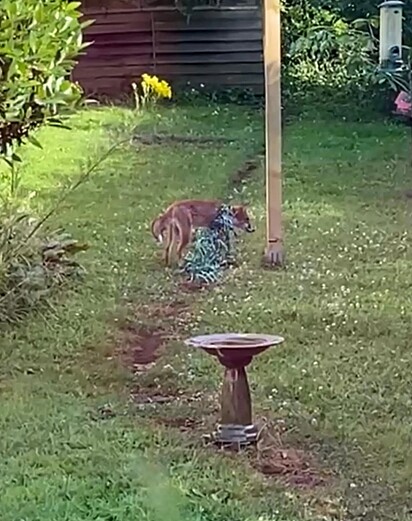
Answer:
xmin=263 ymin=0 xmax=283 ymax=266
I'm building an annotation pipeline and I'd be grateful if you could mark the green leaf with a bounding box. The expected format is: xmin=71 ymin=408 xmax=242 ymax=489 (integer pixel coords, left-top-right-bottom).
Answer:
xmin=2 ymin=157 xmax=13 ymax=169
xmin=67 ymin=1 xmax=82 ymax=10
xmin=27 ymin=135 xmax=43 ymax=149
xmin=81 ymin=19 xmax=95 ymax=30
xmin=47 ymin=120 xmax=72 ymax=130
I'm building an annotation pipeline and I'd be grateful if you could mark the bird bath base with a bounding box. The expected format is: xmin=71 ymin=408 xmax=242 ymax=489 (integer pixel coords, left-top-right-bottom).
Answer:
xmin=203 ymin=424 xmax=258 ymax=447
xmin=185 ymin=333 xmax=284 ymax=448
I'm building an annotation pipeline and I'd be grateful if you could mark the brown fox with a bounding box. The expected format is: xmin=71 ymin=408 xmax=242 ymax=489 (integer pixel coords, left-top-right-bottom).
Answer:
xmin=151 ymin=199 xmax=254 ymax=266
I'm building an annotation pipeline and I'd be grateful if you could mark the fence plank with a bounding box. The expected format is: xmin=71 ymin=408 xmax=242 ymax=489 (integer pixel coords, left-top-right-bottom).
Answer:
xmin=76 ymin=62 xmax=262 ymax=78
xmin=155 ymin=29 xmax=260 ymax=43
xmin=84 ymin=44 xmax=154 ymax=57
xmin=84 ymin=40 xmax=262 ymax=56
xmin=86 ymin=22 xmax=151 ymax=34
xmin=81 ymin=51 xmax=262 ymax=65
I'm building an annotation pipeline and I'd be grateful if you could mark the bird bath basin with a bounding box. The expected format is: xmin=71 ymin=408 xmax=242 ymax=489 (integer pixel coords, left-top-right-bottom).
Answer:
xmin=185 ymin=333 xmax=284 ymax=446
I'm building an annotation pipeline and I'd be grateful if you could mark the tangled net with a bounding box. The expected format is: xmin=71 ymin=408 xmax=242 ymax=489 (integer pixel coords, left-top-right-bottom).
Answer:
xmin=182 ymin=205 xmax=236 ymax=284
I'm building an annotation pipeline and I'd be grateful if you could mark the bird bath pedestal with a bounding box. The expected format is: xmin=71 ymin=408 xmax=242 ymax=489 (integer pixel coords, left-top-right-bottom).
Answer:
xmin=184 ymin=333 xmax=284 ymax=447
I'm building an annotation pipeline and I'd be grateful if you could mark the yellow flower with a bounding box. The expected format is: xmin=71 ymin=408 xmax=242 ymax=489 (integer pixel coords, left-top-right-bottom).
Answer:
xmin=159 ymin=80 xmax=172 ymax=99
xmin=138 ymin=73 xmax=172 ymax=102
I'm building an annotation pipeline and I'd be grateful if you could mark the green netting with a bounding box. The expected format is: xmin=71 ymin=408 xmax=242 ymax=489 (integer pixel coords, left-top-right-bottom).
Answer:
xmin=182 ymin=205 xmax=236 ymax=284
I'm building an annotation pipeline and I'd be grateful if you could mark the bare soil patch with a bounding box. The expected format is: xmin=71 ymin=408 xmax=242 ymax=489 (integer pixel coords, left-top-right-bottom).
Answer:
xmin=118 ymin=299 xmax=191 ymax=367
xmin=155 ymin=415 xmax=203 ymax=432
xmin=116 ymin=297 xmax=193 ymax=401
xmin=131 ymin=133 xmax=236 ymax=147
xmin=229 ymin=152 xmax=263 ymax=190
xmin=253 ymin=421 xmax=331 ymax=490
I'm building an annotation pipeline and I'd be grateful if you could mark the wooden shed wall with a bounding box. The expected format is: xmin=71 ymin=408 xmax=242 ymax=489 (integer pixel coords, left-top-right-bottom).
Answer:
xmin=73 ymin=4 xmax=263 ymax=97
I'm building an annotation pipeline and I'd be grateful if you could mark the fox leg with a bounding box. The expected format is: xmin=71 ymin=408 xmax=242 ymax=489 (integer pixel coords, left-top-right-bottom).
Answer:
xmin=176 ymin=227 xmax=192 ymax=261
xmin=163 ymin=227 xmax=173 ymax=266
xmin=175 ymin=211 xmax=193 ymax=262
xmin=164 ymin=223 xmax=180 ymax=266
xmin=162 ymin=244 xmax=170 ymax=265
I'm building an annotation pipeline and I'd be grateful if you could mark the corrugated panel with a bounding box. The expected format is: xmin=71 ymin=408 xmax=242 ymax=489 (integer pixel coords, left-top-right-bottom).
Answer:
xmin=73 ymin=6 xmax=263 ymax=96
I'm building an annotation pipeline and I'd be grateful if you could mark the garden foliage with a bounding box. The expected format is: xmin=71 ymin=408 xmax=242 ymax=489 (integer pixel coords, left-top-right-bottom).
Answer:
xmin=0 ymin=0 xmax=90 ymax=322
xmin=0 ymin=0 xmax=90 ymax=163
xmin=175 ymin=0 xmax=410 ymax=111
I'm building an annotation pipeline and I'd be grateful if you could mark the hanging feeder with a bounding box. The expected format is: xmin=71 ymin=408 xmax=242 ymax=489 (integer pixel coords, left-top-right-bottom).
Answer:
xmin=378 ymin=0 xmax=406 ymax=72
xmin=185 ymin=333 xmax=284 ymax=447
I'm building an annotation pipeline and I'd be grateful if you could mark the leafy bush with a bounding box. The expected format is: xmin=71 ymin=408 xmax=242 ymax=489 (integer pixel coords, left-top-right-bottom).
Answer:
xmin=0 ymin=0 xmax=91 ymax=322
xmin=286 ymin=16 xmax=376 ymax=95
xmin=0 ymin=0 xmax=89 ymax=163
xmin=0 ymin=205 xmax=88 ymax=322
xmin=335 ymin=0 xmax=412 ymax=43
xmin=281 ymin=1 xmax=397 ymax=115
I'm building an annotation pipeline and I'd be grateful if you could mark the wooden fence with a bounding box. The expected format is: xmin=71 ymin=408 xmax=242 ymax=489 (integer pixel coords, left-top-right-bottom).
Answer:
xmin=73 ymin=4 xmax=263 ymax=97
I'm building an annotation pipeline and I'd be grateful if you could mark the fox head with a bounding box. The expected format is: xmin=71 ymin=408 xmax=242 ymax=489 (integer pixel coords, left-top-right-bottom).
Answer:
xmin=231 ymin=205 xmax=255 ymax=233
xmin=151 ymin=216 xmax=167 ymax=244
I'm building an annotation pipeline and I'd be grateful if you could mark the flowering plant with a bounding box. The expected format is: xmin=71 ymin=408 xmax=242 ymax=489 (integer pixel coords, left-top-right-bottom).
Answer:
xmin=132 ymin=73 xmax=172 ymax=109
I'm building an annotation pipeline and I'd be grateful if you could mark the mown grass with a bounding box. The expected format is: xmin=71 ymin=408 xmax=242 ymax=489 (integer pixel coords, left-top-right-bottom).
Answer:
xmin=0 ymin=103 xmax=411 ymax=521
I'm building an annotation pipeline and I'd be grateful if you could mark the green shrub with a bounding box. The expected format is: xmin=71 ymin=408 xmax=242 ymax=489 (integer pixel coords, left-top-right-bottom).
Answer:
xmin=282 ymin=3 xmax=395 ymax=116
xmin=0 ymin=0 xmax=89 ymax=163
xmin=0 ymin=0 xmax=91 ymax=322
xmin=0 ymin=204 xmax=88 ymax=323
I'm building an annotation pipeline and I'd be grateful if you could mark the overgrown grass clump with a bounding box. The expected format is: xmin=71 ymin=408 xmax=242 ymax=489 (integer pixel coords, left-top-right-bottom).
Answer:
xmin=0 ymin=203 xmax=87 ymax=322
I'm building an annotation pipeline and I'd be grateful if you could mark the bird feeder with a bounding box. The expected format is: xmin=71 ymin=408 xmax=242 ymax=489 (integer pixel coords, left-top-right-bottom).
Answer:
xmin=378 ymin=0 xmax=405 ymax=72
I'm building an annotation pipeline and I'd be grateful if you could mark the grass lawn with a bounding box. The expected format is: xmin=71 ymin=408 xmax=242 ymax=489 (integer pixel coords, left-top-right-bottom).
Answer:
xmin=1 ymin=102 xmax=411 ymax=521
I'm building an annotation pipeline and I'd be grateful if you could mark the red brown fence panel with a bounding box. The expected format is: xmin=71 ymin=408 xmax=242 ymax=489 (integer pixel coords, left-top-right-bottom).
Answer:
xmin=73 ymin=3 xmax=263 ymax=97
